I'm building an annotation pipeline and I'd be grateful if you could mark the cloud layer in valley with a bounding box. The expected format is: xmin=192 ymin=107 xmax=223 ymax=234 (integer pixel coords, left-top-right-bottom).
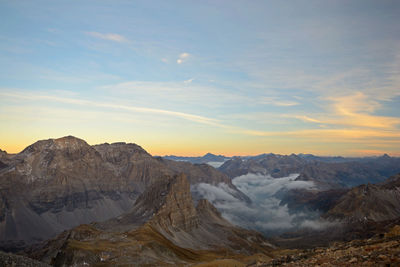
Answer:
xmin=192 ymin=173 xmax=335 ymax=235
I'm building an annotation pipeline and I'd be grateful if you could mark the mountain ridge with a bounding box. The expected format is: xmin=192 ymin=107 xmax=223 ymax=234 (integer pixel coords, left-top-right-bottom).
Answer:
xmin=0 ymin=136 xmax=247 ymax=250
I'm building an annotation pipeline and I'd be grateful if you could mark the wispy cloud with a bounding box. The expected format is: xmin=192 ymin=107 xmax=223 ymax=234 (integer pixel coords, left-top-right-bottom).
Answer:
xmin=243 ymin=128 xmax=400 ymax=140
xmin=0 ymin=91 xmax=223 ymax=127
xmin=177 ymin=52 xmax=190 ymax=64
xmin=326 ymin=92 xmax=400 ymax=129
xmin=283 ymin=115 xmax=322 ymax=123
xmin=183 ymin=78 xmax=194 ymax=84
xmin=287 ymin=92 xmax=400 ymax=129
xmin=259 ymin=96 xmax=299 ymax=107
xmin=85 ymin=31 xmax=128 ymax=43
xmin=98 ymin=80 xmax=251 ymax=109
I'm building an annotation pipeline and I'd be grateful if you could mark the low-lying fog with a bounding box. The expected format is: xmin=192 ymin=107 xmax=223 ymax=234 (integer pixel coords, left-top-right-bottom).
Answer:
xmin=192 ymin=173 xmax=335 ymax=236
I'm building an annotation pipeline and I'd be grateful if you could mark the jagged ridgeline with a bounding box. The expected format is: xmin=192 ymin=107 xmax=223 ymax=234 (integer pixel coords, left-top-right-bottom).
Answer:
xmin=0 ymin=136 xmax=247 ymax=251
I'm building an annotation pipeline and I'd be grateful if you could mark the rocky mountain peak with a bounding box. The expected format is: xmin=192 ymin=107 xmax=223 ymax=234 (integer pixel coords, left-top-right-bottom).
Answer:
xmin=20 ymin=136 xmax=91 ymax=156
xmin=116 ymin=173 xmax=199 ymax=232
xmin=149 ymin=173 xmax=199 ymax=231
xmin=52 ymin=136 xmax=89 ymax=150
xmin=0 ymin=149 xmax=7 ymax=166
xmin=9 ymin=136 xmax=103 ymax=183
xmin=93 ymin=142 xmax=149 ymax=164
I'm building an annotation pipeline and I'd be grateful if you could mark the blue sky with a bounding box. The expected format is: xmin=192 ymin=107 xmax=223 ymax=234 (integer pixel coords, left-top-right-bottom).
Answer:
xmin=1 ymin=0 xmax=399 ymax=156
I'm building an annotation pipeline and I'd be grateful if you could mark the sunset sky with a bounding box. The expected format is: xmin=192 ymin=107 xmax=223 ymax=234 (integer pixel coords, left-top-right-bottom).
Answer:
xmin=1 ymin=0 xmax=400 ymax=156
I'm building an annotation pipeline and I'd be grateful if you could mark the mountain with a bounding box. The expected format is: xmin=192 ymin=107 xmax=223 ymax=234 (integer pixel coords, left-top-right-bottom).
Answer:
xmin=28 ymin=174 xmax=273 ymax=266
xmin=163 ymin=153 xmax=230 ymax=167
xmin=295 ymin=157 xmax=400 ymax=188
xmin=273 ymin=173 xmax=400 ymax=249
xmin=0 ymin=149 xmax=11 ymax=169
xmin=0 ymin=136 xmax=246 ymax=250
xmin=279 ymin=188 xmax=348 ymax=214
xmin=219 ymin=153 xmax=400 ymax=189
xmin=218 ymin=154 xmax=306 ymax=179
xmin=325 ymin=173 xmax=400 ymax=222
xmin=0 ymin=149 xmax=7 ymax=161
xmin=0 ymin=136 xmax=136 ymax=250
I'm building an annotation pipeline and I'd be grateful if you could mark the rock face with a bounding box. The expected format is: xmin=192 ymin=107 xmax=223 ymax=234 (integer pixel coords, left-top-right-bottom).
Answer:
xmin=325 ymin=173 xmax=400 ymax=222
xmin=0 ymin=136 xmax=246 ymax=250
xmin=29 ymin=174 xmax=273 ymax=266
xmin=108 ymin=174 xmax=199 ymax=233
xmin=93 ymin=142 xmax=173 ymax=192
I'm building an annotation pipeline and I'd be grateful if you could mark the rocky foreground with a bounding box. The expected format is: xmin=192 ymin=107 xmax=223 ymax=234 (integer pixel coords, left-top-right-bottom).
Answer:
xmin=247 ymin=225 xmax=400 ymax=267
xmin=0 ymin=250 xmax=50 ymax=267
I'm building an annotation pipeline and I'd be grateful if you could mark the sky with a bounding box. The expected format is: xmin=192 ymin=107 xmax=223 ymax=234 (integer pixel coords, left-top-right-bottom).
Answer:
xmin=0 ymin=0 xmax=400 ymax=156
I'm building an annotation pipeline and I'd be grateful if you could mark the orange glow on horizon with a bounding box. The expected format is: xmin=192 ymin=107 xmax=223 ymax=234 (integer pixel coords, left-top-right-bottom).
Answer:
xmin=1 ymin=137 xmax=399 ymax=158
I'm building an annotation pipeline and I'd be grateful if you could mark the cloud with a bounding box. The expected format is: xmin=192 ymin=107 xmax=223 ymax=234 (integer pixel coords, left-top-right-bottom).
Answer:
xmin=283 ymin=115 xmax=322 ymax=123
xmin=98 ymin=80 xmax=251 ymax=109
xmin=183 ymin=78 xmax=194 ymax=84
xmin=260 ymin=97 xmax=299 ymax=107
xmin=47 ymin=28 xmax=60 ymax=33
xmin=0 ymin=91 xmax=222 ymax=127
xmin=299 ymin=219 xmax=339 ymax=230
xmin=96 ymin=80 xmax=399 ymax=148
xmin=177 ymin=52 xmax=190 ymax=64
xmin=191 ymin=183 xmax=238 ymax=203
xmin=243 ymin=128 xmax=400 ymax=140
xmin=326 ymin=92 xmax=400 ymax=129
xmin=86 ymin=32 xmax=128 ymax=43
xmin=206 ymin=161 xmax=226 ymax=168
xmin=233 ymin=173 xmax=314 ymax=197
xmin=283 ymin=92 xmax=400 ymax=129
xmin=191 ymin=173 xmax=326 ymax=235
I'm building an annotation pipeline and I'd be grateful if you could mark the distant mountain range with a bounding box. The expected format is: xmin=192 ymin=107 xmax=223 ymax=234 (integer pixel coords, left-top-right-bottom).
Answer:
xmin=217 ymin=153 xmax=400 ymax=189
xmin=162 ymin=153 xmax=230 ymax=167
xmin=163 ymin=152 xmax=400 ymax=189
